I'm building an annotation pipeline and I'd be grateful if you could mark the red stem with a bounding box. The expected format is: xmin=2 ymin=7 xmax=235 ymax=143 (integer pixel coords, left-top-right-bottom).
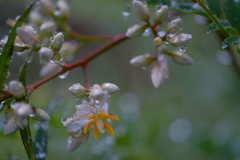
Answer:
xmin=0 ymin=34 xmax=128 ymax=102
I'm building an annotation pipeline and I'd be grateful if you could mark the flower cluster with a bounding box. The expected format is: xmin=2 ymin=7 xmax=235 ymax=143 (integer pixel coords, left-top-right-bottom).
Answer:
xmin=63 ymin=83 xmax=120 ymax=152
xmin=127 ymin=0 xmax=194 ymax=88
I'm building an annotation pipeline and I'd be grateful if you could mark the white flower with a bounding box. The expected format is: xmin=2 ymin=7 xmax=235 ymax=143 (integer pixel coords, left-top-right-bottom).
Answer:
xmin=16 ymin=26 xmax=38 ymax=46
xmin=132 ymin=0 xmax=150 ymax=21
xmin=68 ymin=83 xmax=87 ymax=98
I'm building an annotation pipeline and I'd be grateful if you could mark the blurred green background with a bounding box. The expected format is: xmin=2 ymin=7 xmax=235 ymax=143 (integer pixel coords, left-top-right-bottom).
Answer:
xmin=1 ymin=0 xmax=240 ymax=160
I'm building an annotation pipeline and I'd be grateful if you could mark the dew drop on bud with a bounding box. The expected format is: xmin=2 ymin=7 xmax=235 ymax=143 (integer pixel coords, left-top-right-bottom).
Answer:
xmin=58 ymin=71 xmax=69 ymax=79
xmin=74 ymin=96 xmax=79 ymax=100
xmin=49 ymin=53 xmax=61 ymax=63
xmin=122 ymin=11 xmax=130 ymax=21
xmin=99 ymin=130 xmax=105 ymax=134
xmin=40 ymin=59 xmax=48 ymax=65
xmin=61 ymin=117 xmax=67 ymax=123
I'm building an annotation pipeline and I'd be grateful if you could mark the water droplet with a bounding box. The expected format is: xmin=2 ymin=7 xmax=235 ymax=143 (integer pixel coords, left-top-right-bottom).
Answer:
xmin=40 ymin=59 xmax=48 ymax=65
xmin=49 ymin=53 xmax=61 ymax=63
xmin=29 ymin=114 xmax=35 ymax=117
xmin=74 ymin=96 xmax=79 ymax=100
xmin=15 ymin=15 xmax=20 ymax=21
xmin=50 ymin=37 xmax=54 ymax=41
xmin=61 ymin=117 xmax=67 ymax=123
xmin=155 ymin=5 xmax=162 ymax=10
xmin=142 ymin=28 xmax=151 ymax=37
xmin=99 ymin=130 xmax=105 ymax=134
xmin=143 ymin=2 xmax=148 ymax=6
xmin=178 ymin=44 xmax=188 ymax=52
xmin=6 ymin=70 xmax=10 ymax=78
xmin=3 ymin=121 xmax=7 ymax=127
xmin=26 ymin=54 xmax=33 ymax=63
xmin=122 ymin=11 xmax=130 ymax=21
xmin=58 ymin=71 xmax=69 ymax=79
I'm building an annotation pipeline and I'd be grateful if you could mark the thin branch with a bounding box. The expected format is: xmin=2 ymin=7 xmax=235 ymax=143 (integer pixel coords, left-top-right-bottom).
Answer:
xmin=0 ymin=34 xmax=128 ymax=102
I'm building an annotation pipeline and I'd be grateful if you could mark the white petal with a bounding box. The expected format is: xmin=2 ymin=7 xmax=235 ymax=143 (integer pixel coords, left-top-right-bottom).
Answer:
xmin=151 ymin=64 xmax=165 ymax=88
xmin=67 ymin=136 xmax=81 ymax=152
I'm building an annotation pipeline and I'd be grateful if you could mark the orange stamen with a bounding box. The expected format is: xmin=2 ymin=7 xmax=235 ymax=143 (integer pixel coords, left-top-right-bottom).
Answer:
xmin=83 ymin=120 xmax=94 ymax=134
xmin=102 ymin=114 xmax=119 ymax=121
xmin=103 ymin=121 xmax=115 ymax=136
xmin=93 ymin=123 xmax=98 ymax=141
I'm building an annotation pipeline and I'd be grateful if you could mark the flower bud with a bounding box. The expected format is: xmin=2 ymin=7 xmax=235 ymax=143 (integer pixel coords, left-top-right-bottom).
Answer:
xmin=167 ymin=17 xmax=182 ymax=33
xmin=59 ymin=41 xmax=78 ymax=59
xmin=16 ymin=102 xmax=33 ymax=117
xmin=68 ymin=83 xmax=87 ymax=98
xmin=55 ymin=0 xmax=70 ymax=21
xmin=130 ymin=54 xmax=153 ymax=67
xmin=14 ymin=36 xmax=27 ymax=52
xmin=154 ymin=37 xmax=162 ymax=45
xmin=101 ymin=83 xmax=119 ymax=95
xmin=67 ymin=123 xmax=82 ymax=137
xmin=38 ymin=47 xmax=54 ymax=61
xmin=40 ymin=21 xmax=57 ymax=33
xmin=29 ymin=11 xmax=44 ymax=26
xmin=4 ymin=116 xmax=20 ymax=136
xmin=40 ymin=62 xmax=61 ymax=77
xmin=169 ymin=33 xmax=192 ymax=47
xmin=126 ymin=23 xmax=147 ymax=37
xmin=63 ymin=117 xmax=74 ymax=128
xmin=9 ymin=80 xmax=26 ymax=98
xmin=171 ymin=51 xmax=194 ymax=65
xmin=132 ymin=0 xmax=150 ymax=21
xmin=154 ymin=5 xmax=169 ymax=24
xmin=17 ymin=26 xmax=38 ymax=46
xmin=89 ymin=84 xmax=103 ymax=101
xmin=67 ymin=136 xmax=81 ymax=152
xmin=50 ymin=32 xmax=64 ymax=51
xmin=38 ymin=0 xmax=55 ymax=15
xmin=32 ymin=109 xmax=50 ymax=121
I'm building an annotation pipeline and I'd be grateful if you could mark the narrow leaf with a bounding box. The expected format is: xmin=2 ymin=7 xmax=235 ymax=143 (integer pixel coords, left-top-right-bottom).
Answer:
xmin=0 ymin=1 xmax=37 ymax=89
xmin=205 ymin=20 xmax=239 ymax=35
xmin=34 ymin=98 xmax=61 ymax=160
xmin=223 ymin=0 xmax=240 ymax=33
xmin=220 ymin=36 xmax=240 ymax=49
xmin=206 ymin=0 xmax=221 ymax=18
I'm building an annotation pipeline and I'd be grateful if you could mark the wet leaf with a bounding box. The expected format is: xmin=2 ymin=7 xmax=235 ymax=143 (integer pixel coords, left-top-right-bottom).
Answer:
xmin=204 ymin=20 xmax=239 ymax=35
xmin=220 ymin=36 xmax=240 ymax=49
xmin=223 ymin=0 xmax=240 ymax=33
xmin=206 ymin=0 xmax=221 ymax=18
xmin=0 ymin=1 xmax=37 ymax=89
xmin=147 ymin=0 xmax=208 ymax=17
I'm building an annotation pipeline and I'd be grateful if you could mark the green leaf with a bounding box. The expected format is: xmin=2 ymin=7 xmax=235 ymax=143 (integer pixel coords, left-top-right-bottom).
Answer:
xmin=220 ymin=36 xmax=240 ymax=49
xmin=0 ymin=1 xmax=36 ymax=89
xmin=206 ymin=0 xmax=221 ymax=18
xmin=223 ymin=0 xmax=240 ymax=34
xmin=34 ymin=98 xmax=61 ymax=160
xmin=147 ymin=0 xmax=208 ymax=17
xmin=205 ymin=20 xmax=239 ymax=35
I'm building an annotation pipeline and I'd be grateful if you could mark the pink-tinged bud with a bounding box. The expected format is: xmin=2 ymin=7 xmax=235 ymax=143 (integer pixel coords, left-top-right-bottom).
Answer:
xmin=14 ymin=36 xmax=27 ymax=52
xmin=16 ymin=26 xmax=38 ymax=46
xmin=167 ymin=17 xmax=182 ymax=33
xmin=169 ymin=33 xmax=192 ymax=47
xmin=154 ymin=37 xmax=162 ymax=45
xmin=40 ymin=62 xmax=61 ymax=77
xmin=89 ymin=84 xmax=104 ymax=101
xmin=126 ymin=23 xmax=147 ymax=37
xmin=55 ymin=0 xmax=70 ymax=20
xmin=4 ymin=116 xmax=20 ymax=136
xmin=50 ymin=32 xmax=64 ymax=51
xmin=9 ymin=80 xmax=26 ymax=98
xmin=132 ymin=0 xmax=150 ymax=21
xmin=154 ymin=5 xmax=169 ymax=24
xmin=38 ymin=47 xmax=54 ymax=61
xmin=40 ymin=21 xmax=57 ymax=33
xmin=32 ymin=109 xmax=50 ymax=121
xmin=171 ymin=51 xmax=194 ymax=65
xmin=130 ymin=54 xmax=153 ymax=67
xmin=101 ymin=83 xmax=119 ymax=95
xmin=68 ymin=83 xmax=87 ymax=98
xmin=29 ymin=11 xmax=44 ymax=26
xmin=151 ymin=54 xmax=169 ymax=88
xmin=38 ymin=0 xmax=55 ymax=15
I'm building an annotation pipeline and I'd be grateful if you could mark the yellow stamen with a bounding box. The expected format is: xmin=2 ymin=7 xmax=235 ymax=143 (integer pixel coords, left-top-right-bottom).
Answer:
xmin=83 ymin=120 xmax=94 ymax=134
xmin=102 ymin=114 xmax=120 ymax=121
xmin=103 ymin=121 xmax=115 ymax=136
xmin=93 ymin=123 xmax=98 ymax=141
xmin=86 ymin=114 xmax=96 ymax=120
